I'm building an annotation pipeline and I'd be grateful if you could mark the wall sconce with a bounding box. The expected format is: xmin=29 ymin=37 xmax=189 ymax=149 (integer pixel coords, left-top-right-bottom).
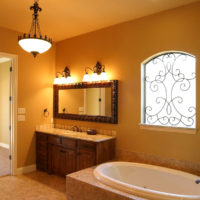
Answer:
xmin=54 ymin=66 xmax=74 ymax=85
xmin=82 ymin=61 xmax=108 ymax=82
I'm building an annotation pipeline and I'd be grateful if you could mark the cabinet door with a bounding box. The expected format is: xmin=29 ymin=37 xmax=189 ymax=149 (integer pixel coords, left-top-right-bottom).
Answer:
xmin=49 ymin=145 xmax=76 ymax=176
xmin=76 ymin=149 xmax=96 ymax=171
xmin=59 ymin=148 xmax=76 ymax=176
xmin=51 ymin=145 xmax=61 ymax=175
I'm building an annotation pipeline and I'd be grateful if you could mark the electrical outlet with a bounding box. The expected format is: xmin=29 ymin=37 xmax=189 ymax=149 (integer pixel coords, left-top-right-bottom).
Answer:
xmin=18 ymin=115 xmax=25 ymax=122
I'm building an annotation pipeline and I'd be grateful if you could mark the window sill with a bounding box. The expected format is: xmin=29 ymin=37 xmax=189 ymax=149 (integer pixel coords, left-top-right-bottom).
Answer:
xmin=139 ymin=124 xmax=198 ymax=134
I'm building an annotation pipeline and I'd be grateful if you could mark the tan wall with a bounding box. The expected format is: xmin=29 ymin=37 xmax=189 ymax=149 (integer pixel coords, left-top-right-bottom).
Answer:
xmin=59 ymin=89 xmax=84 ymax=114
xmin=105 ymin=88 xmax=111 ymax=116
xmin=0 ymin=60 xmax=11 ymax=146
xmin=55 ymin=2 xmax=200 ymax=163
xmin=85 ymin=88 xmax=100 ymax=115
xmin=0 ymin=27 xmax=55 ymax=168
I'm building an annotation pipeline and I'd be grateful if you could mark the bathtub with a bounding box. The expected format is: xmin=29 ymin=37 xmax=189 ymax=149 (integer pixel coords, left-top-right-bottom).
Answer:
xmin=94 ymin=162 xmax=200 ymax=200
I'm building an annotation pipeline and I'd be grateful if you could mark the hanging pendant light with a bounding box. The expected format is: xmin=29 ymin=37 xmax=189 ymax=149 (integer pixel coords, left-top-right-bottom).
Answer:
xmin=18 ymin=0 xmax=52 ymax=57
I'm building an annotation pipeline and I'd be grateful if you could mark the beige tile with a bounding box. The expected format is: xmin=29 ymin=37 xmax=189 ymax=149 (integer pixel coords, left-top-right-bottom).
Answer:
xmin=116 ymin=149 xmax=200 ymax=176
xmin=0 ymin=171 xmax=66 ymax=200
xmin=66 ymin=168 xmax=146 ymax=200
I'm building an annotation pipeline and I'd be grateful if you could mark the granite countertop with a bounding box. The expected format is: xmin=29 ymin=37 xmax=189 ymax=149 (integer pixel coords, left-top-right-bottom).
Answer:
xmin=35 ymin=127 xmax=115 ymax=143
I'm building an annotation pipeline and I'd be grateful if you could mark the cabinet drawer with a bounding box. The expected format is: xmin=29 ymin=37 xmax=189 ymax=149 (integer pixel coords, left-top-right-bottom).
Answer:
xmin=36 ymin=132 xmax=47 ymax=141
xmin=36 ymin=132 xmax=47 ymax=145
xmin=61 ymin=138 xmax=76 ymax=150
xmin=78 ymin=140 xmax=96 ymax=152
xmin=48 ymin=135 xmax=61 ymax=145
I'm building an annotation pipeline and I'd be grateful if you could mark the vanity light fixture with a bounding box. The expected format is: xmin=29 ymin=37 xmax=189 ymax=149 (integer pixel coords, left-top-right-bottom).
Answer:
xmin=54 ymin=67 xmax=74 ymax=85
xmin=82 ymin=61 xmax=108 ymax=82
xmin=18 ymin=0 xmax=52 ymax=57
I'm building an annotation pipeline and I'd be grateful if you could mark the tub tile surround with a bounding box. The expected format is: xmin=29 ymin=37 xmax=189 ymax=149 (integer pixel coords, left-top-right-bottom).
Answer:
xmin=116 ymin=149 xmax=200 ymax=176
xmin=66 ymin=167 xmax=146 ymax=200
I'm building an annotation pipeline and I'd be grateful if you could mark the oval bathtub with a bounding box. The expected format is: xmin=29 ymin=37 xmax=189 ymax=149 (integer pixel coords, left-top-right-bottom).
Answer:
xmin=94 ymin=162 xmax=200 ymax=200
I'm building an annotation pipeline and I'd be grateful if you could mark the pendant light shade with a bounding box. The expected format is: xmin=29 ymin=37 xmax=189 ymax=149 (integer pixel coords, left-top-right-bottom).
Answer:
xmin=66 ymin=76 xmax=74 ymax=84
xmin=18 ymin=38 xmax=52 ymax=56
xmin=18 ymin=0 xmax=52 ymax=57
xmin=99 ymin=71 xmax=108 ymax=81
xmin=91 ymin=72 xmax=100 ymax=81
xmin=82 ymin=73 xmax=91 ymax=82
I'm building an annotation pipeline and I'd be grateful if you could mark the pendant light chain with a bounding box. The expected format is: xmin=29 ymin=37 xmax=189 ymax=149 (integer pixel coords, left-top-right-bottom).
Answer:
xmin=29 ymin=0 xmax=42 ymax=37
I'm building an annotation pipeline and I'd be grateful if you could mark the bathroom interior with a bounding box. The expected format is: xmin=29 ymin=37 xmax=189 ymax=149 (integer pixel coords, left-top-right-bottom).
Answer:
xmin=0 ymin=0 xmax=199 ymax=199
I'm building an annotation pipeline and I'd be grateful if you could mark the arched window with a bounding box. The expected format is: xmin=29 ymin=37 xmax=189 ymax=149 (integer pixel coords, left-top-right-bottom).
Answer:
xmin=141 ymin=52 xmax=196 ymax=128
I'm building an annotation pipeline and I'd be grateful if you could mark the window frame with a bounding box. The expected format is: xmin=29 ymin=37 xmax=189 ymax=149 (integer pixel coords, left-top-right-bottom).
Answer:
xmin=140 ymin=51 xmax=197 ymax=133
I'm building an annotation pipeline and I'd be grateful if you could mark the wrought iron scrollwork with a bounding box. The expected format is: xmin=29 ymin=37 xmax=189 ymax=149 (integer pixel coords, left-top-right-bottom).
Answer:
xmin=144 ymin=52 xmax=196 ymax=128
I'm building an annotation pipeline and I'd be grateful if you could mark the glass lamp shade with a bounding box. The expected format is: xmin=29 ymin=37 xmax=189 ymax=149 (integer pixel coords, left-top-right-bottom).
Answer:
xmin=18 ymin=38 xmax=52 ymax=55
xmin=91 ymin=72 xmax=100 ymax=81
xmin=82 ymin=73 xmax=91 ymax=82
xmin=60 ymin=76 xmax=66 ymax=84
xmin=54 ymin=77 xmax=61 ymax=85
xmin=66 ymin=76 xmax=74 ymax=84
xmin=100 ymin=71 xmax=108 ymax=81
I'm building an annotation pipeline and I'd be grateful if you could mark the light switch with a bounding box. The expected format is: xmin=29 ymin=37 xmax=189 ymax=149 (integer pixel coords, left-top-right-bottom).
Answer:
xmin=18 ymin=115 xmax=25 ymax=122
xmin=18 ymin=108 xmax=26 ymax=114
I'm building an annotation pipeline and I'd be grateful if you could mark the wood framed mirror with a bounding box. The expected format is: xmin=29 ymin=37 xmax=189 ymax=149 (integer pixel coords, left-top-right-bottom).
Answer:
xmin=53 ymin=80 xmax=118 ymax=123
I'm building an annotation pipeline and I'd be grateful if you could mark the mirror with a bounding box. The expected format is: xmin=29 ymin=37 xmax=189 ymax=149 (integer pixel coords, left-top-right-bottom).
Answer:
xmin=54 ymin=81 xmax=118 ymax=123
xmin=59 ymin=88 xmax=111 ymax=116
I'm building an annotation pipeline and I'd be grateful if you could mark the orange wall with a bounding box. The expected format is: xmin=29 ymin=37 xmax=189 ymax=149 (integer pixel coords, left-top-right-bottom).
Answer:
xmin=0 ymin=27 xmax=55 ymax=168
xmin=55 ymin=2 xmax=200 ymax=163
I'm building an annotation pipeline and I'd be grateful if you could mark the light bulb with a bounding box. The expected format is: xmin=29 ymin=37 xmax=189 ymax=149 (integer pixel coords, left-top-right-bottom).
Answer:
xmin=66 ymin=76 xmax=74 ymax=84
xmin=60 ymin=76 xmax=66 ymax=84
xmin=100 ymin=71 xmax=108 ymax=81
xmin=54 ymin=77 xmax=61 ymax=85
xmin=83 ymin=73 xmax=91 ymax=82
xmin=91 ymin=72 xmax=100 ymax=81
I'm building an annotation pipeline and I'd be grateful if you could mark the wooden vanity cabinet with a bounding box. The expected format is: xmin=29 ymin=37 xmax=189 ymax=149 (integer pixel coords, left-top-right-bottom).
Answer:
xmin=48 ymin=144 xmax=76 ymax=176
xmin=36 ymin=132 xmax=48 ymax=171
xmin=36 ymin=132 xmax=115 ymax=176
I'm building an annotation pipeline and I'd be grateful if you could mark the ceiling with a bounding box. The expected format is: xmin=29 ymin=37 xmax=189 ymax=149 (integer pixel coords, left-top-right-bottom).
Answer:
xmin=0 ymin=57 xmax=11 ymax=63
xmin=0 ymin=0 xmax=199 ymax=42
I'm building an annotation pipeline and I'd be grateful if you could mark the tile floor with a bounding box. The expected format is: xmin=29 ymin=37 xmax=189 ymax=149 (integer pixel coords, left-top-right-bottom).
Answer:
xmin=0 ymin=171 xmax=66 ymax=200
xmin=0 ymin=146 xmax=10 ymax=177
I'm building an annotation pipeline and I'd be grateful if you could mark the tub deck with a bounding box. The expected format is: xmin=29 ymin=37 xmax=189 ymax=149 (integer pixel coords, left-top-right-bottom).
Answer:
xmin=66 ymin=167 xmax=147 ymax=200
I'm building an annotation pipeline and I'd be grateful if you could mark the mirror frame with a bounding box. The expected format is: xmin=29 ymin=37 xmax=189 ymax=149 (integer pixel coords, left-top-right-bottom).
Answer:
xmin=53 ymin=80 xmax=118 ymax=124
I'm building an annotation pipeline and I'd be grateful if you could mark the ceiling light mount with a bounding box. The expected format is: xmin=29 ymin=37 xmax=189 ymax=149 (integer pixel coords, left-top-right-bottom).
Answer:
xmin=18 ymin=0 xmax=52 ymax=57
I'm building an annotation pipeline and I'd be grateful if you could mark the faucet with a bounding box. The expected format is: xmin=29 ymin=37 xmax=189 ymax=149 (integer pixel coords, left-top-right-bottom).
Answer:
xmin=71 ymin=126 xmax=79 ymax=132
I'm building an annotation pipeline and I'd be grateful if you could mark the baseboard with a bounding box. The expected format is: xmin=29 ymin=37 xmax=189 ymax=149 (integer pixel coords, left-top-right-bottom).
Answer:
xmin=16 ymin=164 xmax=36 ymax=175
xmin=0 ymin=143 xmax=9 ymax=149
